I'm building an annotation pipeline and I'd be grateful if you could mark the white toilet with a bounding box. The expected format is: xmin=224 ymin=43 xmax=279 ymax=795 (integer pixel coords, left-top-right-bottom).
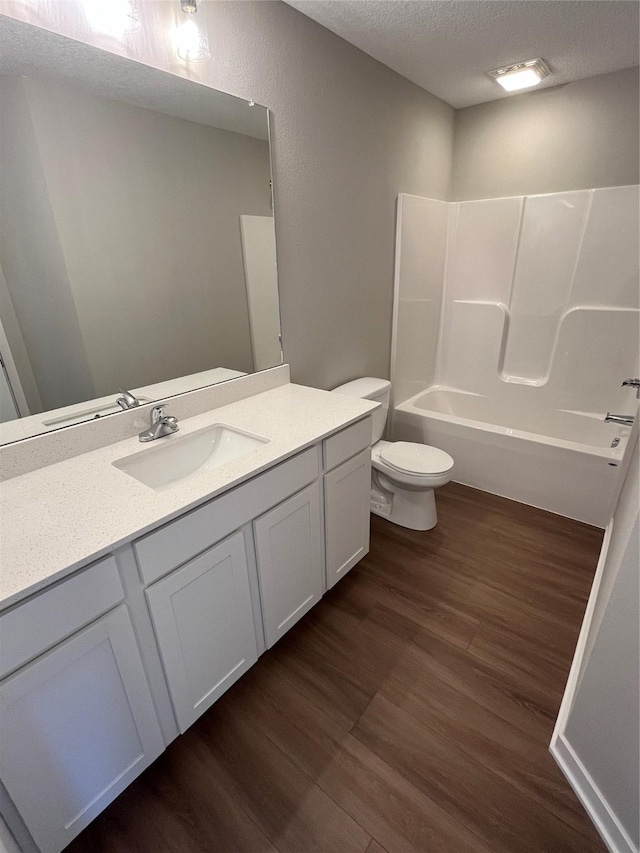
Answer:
xmin=332 ymin=377 xmax=454 ymax=531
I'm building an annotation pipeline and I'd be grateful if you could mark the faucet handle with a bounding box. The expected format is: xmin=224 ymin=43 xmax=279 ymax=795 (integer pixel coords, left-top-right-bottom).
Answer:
xmin=150 ymin=405 xmax=165 ymax=424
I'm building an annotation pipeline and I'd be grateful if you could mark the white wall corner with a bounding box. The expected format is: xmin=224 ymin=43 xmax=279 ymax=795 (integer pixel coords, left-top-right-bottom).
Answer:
xmin=550 ymin=437 xmax=640 ymax=853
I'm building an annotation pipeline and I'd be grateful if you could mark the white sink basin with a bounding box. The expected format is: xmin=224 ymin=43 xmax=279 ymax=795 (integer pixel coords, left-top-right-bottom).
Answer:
xmin=113 ymin=424 xmax=269 ymax=491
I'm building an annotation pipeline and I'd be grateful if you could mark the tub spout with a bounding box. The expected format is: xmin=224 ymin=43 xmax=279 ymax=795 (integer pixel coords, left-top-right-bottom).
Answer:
xmin=604 ymin=413 xmax=635 ymax=426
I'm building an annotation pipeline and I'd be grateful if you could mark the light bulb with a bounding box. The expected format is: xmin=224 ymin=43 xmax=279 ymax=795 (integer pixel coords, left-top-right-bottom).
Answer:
xmin=175 ymin=1 xmax=211 ymax=62
xmin=84 ymin=0 xmax=140 ymax=35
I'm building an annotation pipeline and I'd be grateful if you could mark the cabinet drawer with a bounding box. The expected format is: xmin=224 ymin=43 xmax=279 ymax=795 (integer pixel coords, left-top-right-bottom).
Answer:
xmin=0 ymin=556 xmax=123 ymax=679
xmin=323 ymin=417 xmax=372 ymax=471
xmin=135 ymin=447 xmax=319 ymax=585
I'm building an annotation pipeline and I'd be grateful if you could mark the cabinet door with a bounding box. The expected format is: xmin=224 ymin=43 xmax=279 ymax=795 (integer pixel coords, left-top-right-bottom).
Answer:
xmin=145 ymin=531 xmax=258 ymax=733
xmin=0 ymin=606 xmax=163 ymax=853
xmin=254 ymin=482 xmax=323 ymax=647
xmin=324 ymin=449 xmax=371 ymax=589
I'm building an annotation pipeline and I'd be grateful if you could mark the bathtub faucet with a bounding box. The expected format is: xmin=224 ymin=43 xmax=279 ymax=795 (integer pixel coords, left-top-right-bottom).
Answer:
xmin=621 ymin=378 xmax=640 ymax=399
xmin=605 ymin=413 xmax=635 ymax=426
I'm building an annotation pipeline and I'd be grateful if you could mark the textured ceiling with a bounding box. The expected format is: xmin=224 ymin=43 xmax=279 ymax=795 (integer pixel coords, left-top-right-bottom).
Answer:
xmin=0 ymin=15 xmax=269 ymax=139
xmin=285 ymin=0 xmax=640 ymax=108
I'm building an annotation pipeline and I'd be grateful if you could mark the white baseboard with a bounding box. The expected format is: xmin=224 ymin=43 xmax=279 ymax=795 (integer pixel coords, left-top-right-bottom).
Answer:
xmin=551 ymin=733 xmax=638 ymax=853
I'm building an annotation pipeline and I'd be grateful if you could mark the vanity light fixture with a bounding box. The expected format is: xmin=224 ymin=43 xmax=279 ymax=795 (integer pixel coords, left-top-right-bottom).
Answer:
xmin=83 ymin=0 xmax=140 ymax=35
xmin=488 ymin=58 xmax=550 ymax=92
xmin=175 ymin=0 xmax=211 ymax=62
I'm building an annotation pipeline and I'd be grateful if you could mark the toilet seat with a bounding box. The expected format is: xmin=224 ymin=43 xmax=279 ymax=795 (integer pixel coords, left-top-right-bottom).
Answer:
xmin=379 ymin=442 xmax=454 ymax=477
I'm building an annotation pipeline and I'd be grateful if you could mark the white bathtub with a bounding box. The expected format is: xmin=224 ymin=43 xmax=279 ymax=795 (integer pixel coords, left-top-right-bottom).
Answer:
xmin=393 ymin=387 xmax=634 ymax=527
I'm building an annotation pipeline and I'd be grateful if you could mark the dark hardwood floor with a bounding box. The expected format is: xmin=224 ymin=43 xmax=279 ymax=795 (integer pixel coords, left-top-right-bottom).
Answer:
xmin=69 ymin=482 xmax=606 ymax=853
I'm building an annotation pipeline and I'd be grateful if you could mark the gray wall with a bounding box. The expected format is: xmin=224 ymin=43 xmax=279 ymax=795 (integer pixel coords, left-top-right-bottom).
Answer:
xmin=452 ymin=67 xmax=639 ymax=201
xmin=204 ymin=1 xmax=455 ymax=389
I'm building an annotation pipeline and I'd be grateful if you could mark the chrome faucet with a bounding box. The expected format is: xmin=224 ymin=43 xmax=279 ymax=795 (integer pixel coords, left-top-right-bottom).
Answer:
xmin=605 ymin=413 xmax=635 ymax=426
xmin=622 ymin=378 xmax=640 ymax=399
xmin=116 ymin=388 xmax=141 ymax=410
xmin=138 ymin=405 xmax=179 ymax=442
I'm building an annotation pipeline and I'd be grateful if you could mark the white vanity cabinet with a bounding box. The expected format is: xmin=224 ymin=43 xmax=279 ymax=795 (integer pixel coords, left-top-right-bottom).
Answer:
xmin=0 ymin=574 xmax=164 ymax=853
xmin=322 ymin=418 xmax=372 ymax=589
xmin=132 ymin=445 xmax=324 ymax=728
xmin=324 ymin=448 xmax=372 ymax=589
xmin=0 ymin=414 xmax=374 ymax=853
xmin=145 ymin=530 xmax=258 ymax=733
xmin=254 ymin=481 xmax=323 ymax=647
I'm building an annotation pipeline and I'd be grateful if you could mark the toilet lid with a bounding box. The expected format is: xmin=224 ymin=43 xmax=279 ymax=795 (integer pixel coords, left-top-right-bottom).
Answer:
xmin=379 ymin=442 xmax=454 ymax=476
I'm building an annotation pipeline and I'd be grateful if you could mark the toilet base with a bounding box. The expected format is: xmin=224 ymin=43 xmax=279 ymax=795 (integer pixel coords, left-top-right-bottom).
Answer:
xmin=370 ymin=485 xmax=438 ymax=531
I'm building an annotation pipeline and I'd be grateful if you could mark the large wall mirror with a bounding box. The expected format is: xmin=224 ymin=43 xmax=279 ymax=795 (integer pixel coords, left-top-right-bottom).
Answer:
xmin=0 ymin=16 xmax=281 ymax=445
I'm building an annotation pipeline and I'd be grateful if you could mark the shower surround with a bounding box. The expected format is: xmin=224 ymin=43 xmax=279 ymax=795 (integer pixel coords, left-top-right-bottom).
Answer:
xmin=390 ymin=186 xmax=639 ymax=526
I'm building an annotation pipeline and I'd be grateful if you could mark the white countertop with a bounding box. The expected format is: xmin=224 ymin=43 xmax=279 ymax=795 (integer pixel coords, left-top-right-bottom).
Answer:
xmin=0 ymin=384 xmax=377 ymax=610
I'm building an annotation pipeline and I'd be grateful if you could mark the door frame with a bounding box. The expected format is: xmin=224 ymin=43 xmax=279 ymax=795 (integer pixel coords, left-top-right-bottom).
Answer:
xmin=0 ymin=315 xmax=30 ymax=417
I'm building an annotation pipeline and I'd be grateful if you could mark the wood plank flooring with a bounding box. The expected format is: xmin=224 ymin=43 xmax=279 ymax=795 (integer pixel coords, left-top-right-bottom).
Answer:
xmin=69 ymin=482 xmax=606 ymax=853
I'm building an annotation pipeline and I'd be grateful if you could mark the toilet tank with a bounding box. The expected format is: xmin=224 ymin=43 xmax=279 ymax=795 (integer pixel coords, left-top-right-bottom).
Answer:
xmin=331 ymin=377 xmax=390 ymax=444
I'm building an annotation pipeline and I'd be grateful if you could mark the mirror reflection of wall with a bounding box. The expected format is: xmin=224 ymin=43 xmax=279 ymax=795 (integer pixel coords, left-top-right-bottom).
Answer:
xmin=0 ymin=69 xmax=279 ymax=438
